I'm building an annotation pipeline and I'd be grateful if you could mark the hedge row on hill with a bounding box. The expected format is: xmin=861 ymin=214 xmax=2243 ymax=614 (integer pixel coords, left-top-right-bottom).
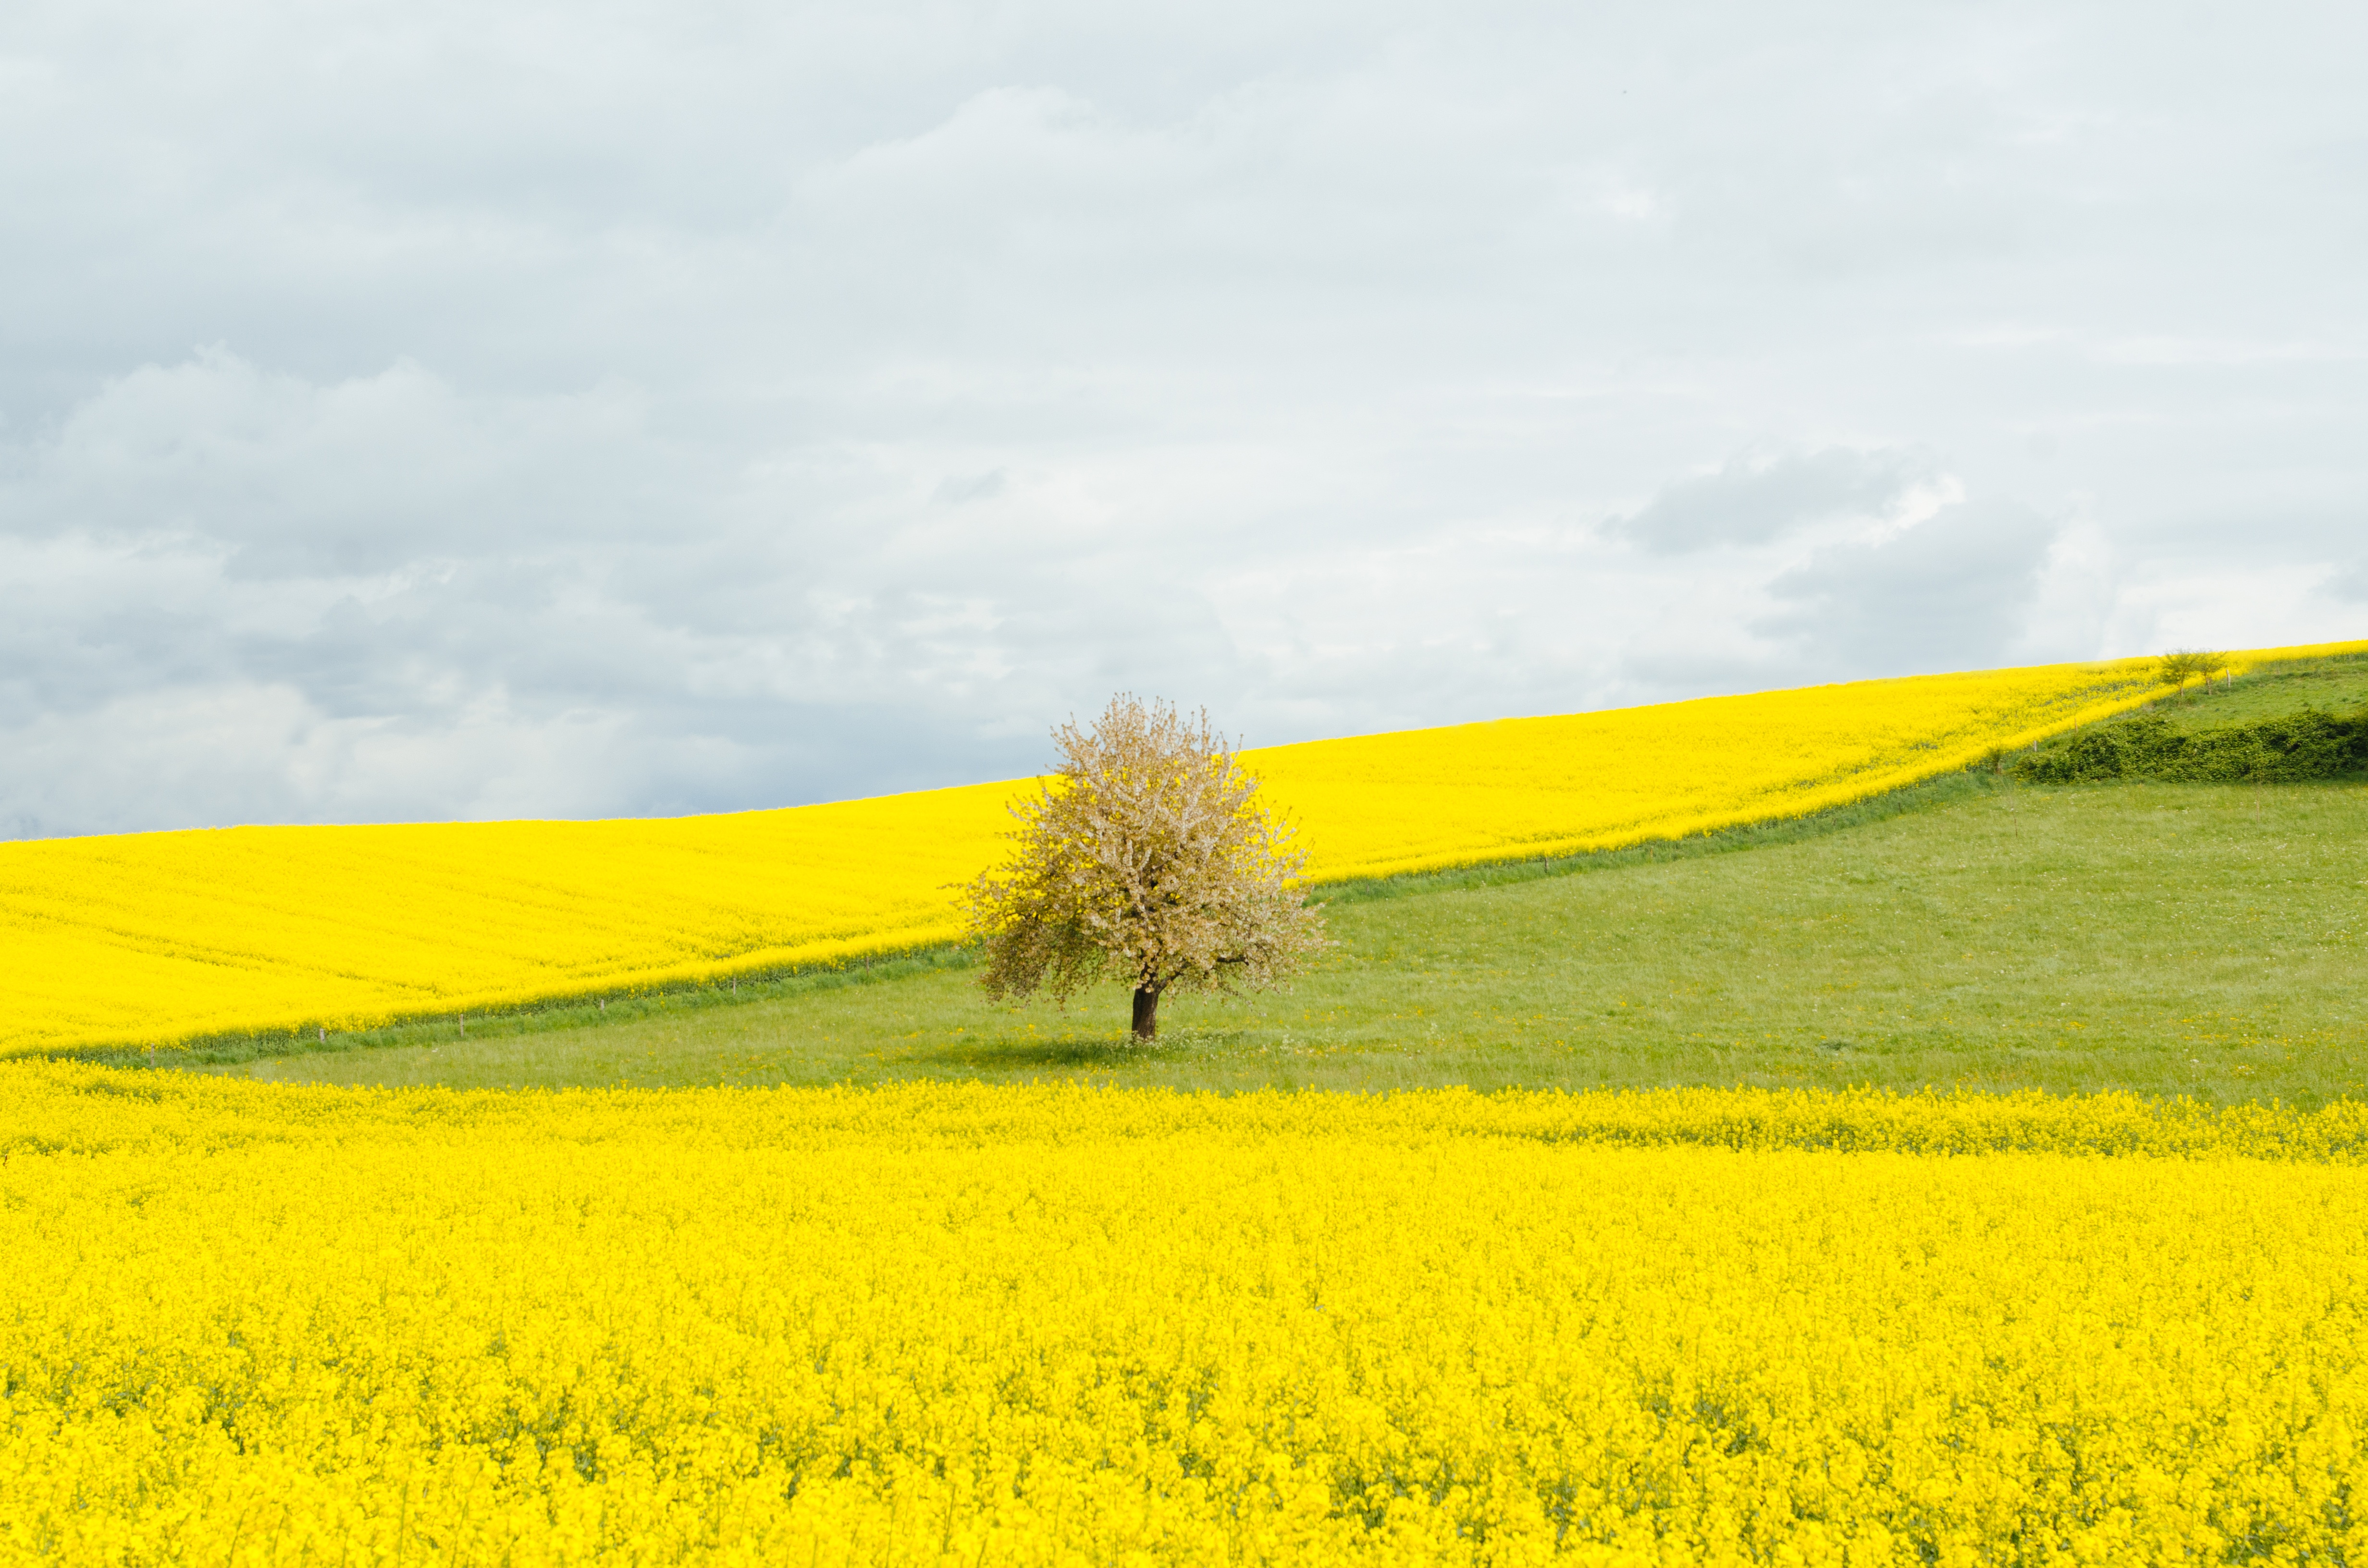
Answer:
xmin=2015 ymin=707 xmax=2368 ymax=784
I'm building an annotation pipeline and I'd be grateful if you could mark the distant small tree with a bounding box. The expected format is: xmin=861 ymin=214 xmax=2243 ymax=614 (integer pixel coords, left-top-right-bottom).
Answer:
xmin=2156 ymin=649 xmax=2227 ymax=702
xmin=960 ymin=695 xmax=1330 ymax=1041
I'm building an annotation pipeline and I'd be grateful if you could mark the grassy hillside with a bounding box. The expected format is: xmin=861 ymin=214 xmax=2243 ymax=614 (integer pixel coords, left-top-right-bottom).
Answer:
xmin=2015 ymin=649 xmax=2368 ymax=784
xmin=175 ymin=771 xmax=2366 ymax=1106
xmin=141 ymin=649 xmax=2368 ymax=1105
xmin=2142 ymin=648 xmax=2368 ymax=728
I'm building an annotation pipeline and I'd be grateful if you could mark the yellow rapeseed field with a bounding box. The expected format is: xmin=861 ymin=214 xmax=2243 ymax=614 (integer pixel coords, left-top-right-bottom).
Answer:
xmin=3 ymin=1068 xmax=2364 ymax=1567
xmin=5 ymin=641 xmax=2360 ymax=1055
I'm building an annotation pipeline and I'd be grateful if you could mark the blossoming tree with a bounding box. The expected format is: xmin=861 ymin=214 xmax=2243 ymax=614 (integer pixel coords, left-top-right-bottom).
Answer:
xmin=960 ymin=695 xmax=1330 ymax=1040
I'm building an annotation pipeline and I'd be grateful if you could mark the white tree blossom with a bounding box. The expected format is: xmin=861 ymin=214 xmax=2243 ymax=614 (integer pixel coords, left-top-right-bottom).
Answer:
xmin=961 ymin=696 xmax=1330 ymax=1040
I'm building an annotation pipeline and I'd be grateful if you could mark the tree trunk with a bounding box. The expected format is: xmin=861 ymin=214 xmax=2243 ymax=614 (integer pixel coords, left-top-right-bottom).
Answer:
xmin=1131 ymin=984 xmax=1162 ymax=1041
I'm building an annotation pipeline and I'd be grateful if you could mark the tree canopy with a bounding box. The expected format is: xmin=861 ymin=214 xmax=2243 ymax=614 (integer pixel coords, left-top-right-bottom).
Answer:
xmin=2156 ymin=649 xmax=2230 ymax=699
xmin=960 ymin=696 xmax=1330 ymax=1040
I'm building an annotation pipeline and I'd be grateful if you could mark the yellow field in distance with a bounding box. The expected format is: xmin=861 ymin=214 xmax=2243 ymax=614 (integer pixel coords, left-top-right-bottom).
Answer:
xmin=3 ymin=640 xmax=2358 ymax=1055
xmin=3 ymin=1069 xmax=2363 ymax=1566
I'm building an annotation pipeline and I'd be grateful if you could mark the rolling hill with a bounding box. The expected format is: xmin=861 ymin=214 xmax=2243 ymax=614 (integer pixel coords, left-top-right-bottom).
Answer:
xmin=25 ymin=646 xmax=2342 ymax=1057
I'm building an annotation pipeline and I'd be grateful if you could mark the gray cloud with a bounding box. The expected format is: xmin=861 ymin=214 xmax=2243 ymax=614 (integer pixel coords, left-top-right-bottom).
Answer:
xmin=1611 ymin=450 xmax=1936 ymax=554
xmin=1756 ymin=502 xmax=2059 ymax=677
xmin=3 ymin=0 xmax=2366 ymax=837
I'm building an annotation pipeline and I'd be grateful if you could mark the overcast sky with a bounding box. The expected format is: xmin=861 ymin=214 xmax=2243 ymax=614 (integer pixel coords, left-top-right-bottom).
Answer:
xmin=4 ymin=0 xmax=2364 ymax=837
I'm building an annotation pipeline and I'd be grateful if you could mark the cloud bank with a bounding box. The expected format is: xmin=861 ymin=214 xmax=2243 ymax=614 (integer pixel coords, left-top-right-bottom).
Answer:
xmin=2 ymin=0 xmax=2364 ymax=835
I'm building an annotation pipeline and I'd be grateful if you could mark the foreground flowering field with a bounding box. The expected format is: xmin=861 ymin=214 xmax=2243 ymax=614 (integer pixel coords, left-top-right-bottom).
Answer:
xmin=6 ymin=641 xmax=2361 ymax=1055
xmin=3 ymin=1069 xmax=2363 ymax=1566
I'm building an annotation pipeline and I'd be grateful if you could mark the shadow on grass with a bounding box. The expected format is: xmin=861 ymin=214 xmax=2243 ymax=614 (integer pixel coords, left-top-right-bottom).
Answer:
xmin=894 ymin=1027 xmax=1262 ymax=1071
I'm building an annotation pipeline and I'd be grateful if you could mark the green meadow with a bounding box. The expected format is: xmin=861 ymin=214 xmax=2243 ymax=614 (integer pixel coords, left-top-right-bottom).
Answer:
xmin=150 ymin=655 xmax=2368 ymax=1105
xmin=2129 ymin=652 xmax=2368 ymax=729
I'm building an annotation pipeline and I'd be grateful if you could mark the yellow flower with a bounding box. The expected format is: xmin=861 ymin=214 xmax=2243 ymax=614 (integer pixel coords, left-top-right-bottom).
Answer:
xmin=1 ymin=1066 xmax=2365 ymax=1564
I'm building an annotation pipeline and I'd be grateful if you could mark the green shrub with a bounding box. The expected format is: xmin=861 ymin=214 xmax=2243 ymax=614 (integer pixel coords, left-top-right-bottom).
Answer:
xmin=2015 ymin=706 xmax=2368 ymax=784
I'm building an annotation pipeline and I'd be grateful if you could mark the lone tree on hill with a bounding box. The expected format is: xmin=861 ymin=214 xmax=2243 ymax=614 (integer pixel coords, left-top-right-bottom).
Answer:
xmin=960 ymin=695 xmax=1330 ymax=1041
